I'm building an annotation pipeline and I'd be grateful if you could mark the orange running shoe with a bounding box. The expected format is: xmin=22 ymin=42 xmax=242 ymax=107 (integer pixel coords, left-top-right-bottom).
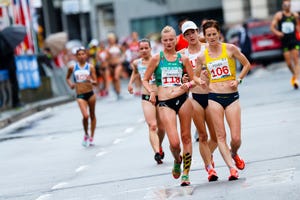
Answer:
xmin=291 ymin=76 xmax=299 ymax=89
xmin=232 ymin=154 xmax=245 ymax=170
xmin=207 ymin=169 xmax=218 ymax=182
xmin=228 ymin=168 xmax=239 ymax=181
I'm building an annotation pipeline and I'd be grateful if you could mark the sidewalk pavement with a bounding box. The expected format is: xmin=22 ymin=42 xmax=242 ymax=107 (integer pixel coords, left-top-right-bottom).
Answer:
xmin=0 ymin=95 xmax=74 ymax=129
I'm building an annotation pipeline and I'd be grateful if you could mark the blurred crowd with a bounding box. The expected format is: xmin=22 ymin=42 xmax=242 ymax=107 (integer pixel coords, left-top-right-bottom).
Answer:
xmin=42 ymin=31 xmax=164 ymax=98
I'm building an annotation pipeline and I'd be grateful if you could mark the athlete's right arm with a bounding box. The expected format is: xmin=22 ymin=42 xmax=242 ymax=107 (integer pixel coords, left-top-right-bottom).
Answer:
xmin=270 ymin=12 xmax=284 ymax=38
xmin=143 ymin=54 xmax=159 ymax=93
xmin=127 ymin=60 xmax=139 ymax=94
xmin=193 ymin=54 xmax=207 ymax=87
xmin=66 ymin=65 xmax=75 ymax=90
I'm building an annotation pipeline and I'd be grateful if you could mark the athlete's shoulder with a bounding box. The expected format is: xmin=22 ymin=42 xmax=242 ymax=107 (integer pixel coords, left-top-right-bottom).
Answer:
xmin=148 ymin=53 xmax=160 ymax=67
xmin=132 ymin=58 xmax=140 ymax=67
xmin=225 ymin=43 xmax=239 ymax=54
xmin=68 ymin=62 xmax=76 ymax=69
xmin=88 ymin=63 xmax=95 ymax=69
xmin=293 ymin=11 xmax=299 ymax=18
xmin=177 ymin=48 xmax=186 ymax=55
xmin=274 ymin=11 xmax=283 ymax=20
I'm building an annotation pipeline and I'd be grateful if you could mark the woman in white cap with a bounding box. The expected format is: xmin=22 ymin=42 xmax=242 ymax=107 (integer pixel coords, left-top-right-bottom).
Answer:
xmin=179 ymin=20 xmax=218 ymax=182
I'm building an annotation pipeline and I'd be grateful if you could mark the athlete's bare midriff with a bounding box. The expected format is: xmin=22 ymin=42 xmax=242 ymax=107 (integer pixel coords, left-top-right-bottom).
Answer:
xmin=157 ymin=86 xmax=187 ymax=100
xmin=209 ymin=80 xmax=237 ymax=93
xmin=76 ymin=82 xmax=94 ymax=95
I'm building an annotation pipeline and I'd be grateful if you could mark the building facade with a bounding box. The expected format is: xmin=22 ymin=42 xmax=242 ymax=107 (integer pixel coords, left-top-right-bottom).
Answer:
xmin=2 ymin=0 xmax=298 ymax=46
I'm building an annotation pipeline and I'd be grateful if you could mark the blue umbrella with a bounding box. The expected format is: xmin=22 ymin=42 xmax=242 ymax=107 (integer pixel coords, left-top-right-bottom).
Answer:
xmin=0 ymin=25 xmax=27 ymax=49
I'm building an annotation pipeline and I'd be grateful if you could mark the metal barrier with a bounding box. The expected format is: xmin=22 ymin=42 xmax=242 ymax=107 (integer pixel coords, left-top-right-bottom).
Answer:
xmin=0 ymin=69 xmax=12 ymax=110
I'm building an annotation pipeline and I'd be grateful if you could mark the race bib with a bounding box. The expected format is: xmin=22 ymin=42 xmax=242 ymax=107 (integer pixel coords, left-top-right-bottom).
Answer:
xmin=74 ymin=70 xmax=90 ymax=82
xmin=207 ymin=58 xmax=232 ymax=80
xmin=139 ymin=66 xmax=155 ymax=84
xmin=161 ymin=67 xmax=182 ymax=87
xmin=281 ymin=21 xmax=294 ymax=34
xmin=190 ymin=58 xmax=197 ymax=69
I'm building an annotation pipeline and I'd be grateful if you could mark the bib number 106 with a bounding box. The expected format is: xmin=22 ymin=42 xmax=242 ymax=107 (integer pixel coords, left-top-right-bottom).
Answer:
xmin=210 ymin=66 xmax=229 ymax=78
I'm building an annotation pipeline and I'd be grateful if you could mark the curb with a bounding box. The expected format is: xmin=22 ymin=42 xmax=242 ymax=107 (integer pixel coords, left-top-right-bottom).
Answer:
xmin=0 ymin=95 xmax=74 ymax=129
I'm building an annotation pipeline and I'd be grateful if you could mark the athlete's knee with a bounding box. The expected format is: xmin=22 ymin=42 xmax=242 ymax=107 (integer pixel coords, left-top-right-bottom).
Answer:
xmin=216 ymin=133 xmax=226 ymax=143
xmin=209 ymin=137 xmax=218 ymax=145
xmin=148 ymin=122 xmax=158 ymax=132
xmin=169 ymin=140 xmax=181 ymax=150
xmin=181 ymin=133 xmax=192 ymax=145
xmin=90 ymin=113 xmax=96 ymax=120
xmin=198 ymin=132 xmax=208 ymax=142
xmin=231 ymin=134 xmax=241 ymax=145
xmin=83 ymin=114 xmax=89 ymax=121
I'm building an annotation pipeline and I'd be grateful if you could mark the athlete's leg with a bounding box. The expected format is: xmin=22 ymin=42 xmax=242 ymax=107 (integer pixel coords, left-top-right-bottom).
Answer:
xmin=88 ymin=94 xmax=97 ymax=139
xmin=190 ymin=99 xmax=212 ymax=167
xmin=178 ymin=99 xmax=193 ymax=176
xmin=225 ymin=100 xmax=245 ymax=170
xmin=156 ymin=106 xmax=165 ymax=150
xmin=77 ymin=99 xmax=89 ymax=135
xmin=283 ymin=51 xmax=295 ymax=75
xmin=104 ymin=66 xmax=111 ymax=94
xmin=113 ymin=64 xmax=123 ymax=95
xmin=205 ymin=108 xmax=218 ymax=154
xmin=207 ymin=100 xmax=235 ymax=169
xmin=291 ymin=48 xmax=300 ymax=79
xmin=159 ymin=107 xmax=181 ymax=162
xmin=142 ymin=100 xmax=160 ymax=153
xmin=225 ymin=100 xmax=241 ymax=156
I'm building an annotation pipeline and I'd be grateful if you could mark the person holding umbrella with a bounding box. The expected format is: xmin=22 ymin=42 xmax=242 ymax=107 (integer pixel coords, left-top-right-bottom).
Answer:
xmin=0 ymin=25 xmax=27 ymax=108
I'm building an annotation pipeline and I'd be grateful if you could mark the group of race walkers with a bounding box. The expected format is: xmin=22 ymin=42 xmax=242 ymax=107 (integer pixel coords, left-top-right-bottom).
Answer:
xmin=137 ymin=19 xmax=249 ymax=186
xmin=65 ymin=0 xmax=299 ymax=187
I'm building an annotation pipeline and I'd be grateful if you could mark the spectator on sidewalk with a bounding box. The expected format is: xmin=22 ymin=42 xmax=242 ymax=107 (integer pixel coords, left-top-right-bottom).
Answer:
xmin=175 ymin=16 xmax=189 ymax=51
xmin=0 ymin=47 xmax=22 ymax=108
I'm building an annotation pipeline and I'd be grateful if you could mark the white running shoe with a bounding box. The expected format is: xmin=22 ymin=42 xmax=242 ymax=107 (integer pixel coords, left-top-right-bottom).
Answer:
xmin=82 ymin=135 xmax=89 ymax=147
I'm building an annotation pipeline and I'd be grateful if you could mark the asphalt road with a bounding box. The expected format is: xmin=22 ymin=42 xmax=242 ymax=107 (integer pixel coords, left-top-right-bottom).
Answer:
xmin=0 ymin=62 xmax=300 ymax=200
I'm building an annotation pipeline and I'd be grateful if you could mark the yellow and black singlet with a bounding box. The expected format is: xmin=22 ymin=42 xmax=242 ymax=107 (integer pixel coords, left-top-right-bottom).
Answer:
xmin=204 ymin=43 xmax=236 ymax=83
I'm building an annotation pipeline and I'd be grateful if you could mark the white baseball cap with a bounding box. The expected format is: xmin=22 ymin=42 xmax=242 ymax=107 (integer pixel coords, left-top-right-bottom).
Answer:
xmin=181 ymin=21 xmax=198 ymax=34
xmin=89 ymin=39 xmax=99 ymax=47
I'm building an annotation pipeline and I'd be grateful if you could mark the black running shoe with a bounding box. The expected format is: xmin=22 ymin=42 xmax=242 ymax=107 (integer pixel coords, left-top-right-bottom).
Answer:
xmin=160 ymin=151 xmax=165 ymax=160
xmin=154 ymin=152 xmax=163 ymax=164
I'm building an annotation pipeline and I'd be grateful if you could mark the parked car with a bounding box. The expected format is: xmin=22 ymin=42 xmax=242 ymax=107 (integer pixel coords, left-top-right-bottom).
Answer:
xmin=226 ymin=20 xmax=283 ymax=65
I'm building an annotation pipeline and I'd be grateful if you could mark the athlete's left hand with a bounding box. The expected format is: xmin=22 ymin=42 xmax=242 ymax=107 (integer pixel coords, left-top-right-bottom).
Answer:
xmin=149 ymin=92 xmax=156 ymax=105
xmin=180 ymin=83 xmax=189 ymax=92
xmin=230 ymin=80 xmax=238 ymax=89
xmin=182 ymin=73 xmax=189 ymax=83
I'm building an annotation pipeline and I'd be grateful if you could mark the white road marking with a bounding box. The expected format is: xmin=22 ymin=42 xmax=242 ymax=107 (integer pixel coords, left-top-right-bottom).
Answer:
xmin=75 ymin=165 xmax=89 ymax=173
xmin=96 ymin=151 xmax=108 ymax=157
xmin=35 ymin=194 xmax=52 ymax=200
xmin=51 ymin=182 xmax=68 ymax=190
xmin=124 ymin=127 xmax=134 ymax=134
xmin=113 ymin=138 xmax=123 ymax=144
